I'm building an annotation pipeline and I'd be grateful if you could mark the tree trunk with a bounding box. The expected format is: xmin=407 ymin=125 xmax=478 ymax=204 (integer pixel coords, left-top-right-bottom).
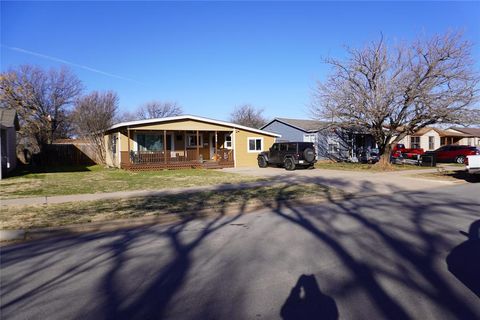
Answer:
xmin=376 ymin=144 xmax=393 ymax=170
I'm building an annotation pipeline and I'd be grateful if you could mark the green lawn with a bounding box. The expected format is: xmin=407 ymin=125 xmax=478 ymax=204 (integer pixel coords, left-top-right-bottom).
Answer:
xmin=314 ymin=161 xmax=424 ymax=171
xmin=0 ymin=165 xmax=262 ymax=199
xmin=0 ymin=184 xmax=341 ymax=229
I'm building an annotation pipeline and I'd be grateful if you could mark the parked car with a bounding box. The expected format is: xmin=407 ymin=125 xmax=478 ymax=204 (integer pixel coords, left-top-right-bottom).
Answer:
xmin=358 ymin=147 xmax=380 ymax=164
xmin=391 ymin=143 xmax=424 ymax=159
xmin=432 ymin=145 xmax=480 ymax=164
xmin=466 ymin=155 xmax=480 ymax=174
xmin=258 ymin=142 xmax=316 ymax=170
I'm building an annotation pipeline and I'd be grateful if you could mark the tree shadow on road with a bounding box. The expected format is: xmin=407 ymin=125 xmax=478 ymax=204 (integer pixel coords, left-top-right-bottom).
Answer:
xmin=1 ymin=178 xmax=480 ymax=320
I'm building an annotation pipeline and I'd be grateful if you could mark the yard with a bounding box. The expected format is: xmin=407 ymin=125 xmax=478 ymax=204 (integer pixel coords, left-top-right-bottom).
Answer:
xmin=314 ymin=161 xmax=425 ymax=171
xmin=0 ymin=184 xmax=341 ymax=229
xmin=0 ymin=165 xmax=262 ymax=199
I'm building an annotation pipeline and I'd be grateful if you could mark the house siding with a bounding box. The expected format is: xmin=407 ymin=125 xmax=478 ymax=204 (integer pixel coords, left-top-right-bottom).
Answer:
xmin=234 ymin=129 xmax=275 ymax=167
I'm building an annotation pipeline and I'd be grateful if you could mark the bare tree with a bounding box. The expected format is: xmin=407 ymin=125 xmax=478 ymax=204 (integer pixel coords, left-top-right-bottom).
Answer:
xmin=136 ymin=101 xmax=183 ymax=119
xmin=71 ymin=91 xmax=119 ymax=164
xmin=230 ymin=104 xmax=267 ymax=128
xmin=311 ymin=32 xmax=479 ymax=165
xmin=0 ymin=65 xmax=83 ymax=153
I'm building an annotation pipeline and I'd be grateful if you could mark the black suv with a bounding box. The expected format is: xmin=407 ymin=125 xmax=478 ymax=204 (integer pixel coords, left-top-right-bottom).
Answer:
xmin=257 ymin=142 xmax=317 ymax=170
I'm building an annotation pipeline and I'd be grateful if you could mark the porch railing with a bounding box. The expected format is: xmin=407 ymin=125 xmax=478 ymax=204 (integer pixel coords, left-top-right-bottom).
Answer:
xmin=120 ymin=149 xmax=234 ymax=166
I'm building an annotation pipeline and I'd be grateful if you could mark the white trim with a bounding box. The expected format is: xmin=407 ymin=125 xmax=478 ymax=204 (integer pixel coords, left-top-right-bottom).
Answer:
xmin=224 ymin=132 xmax=233 ymax=149
xmin=247 ymin=137 xmax=264 ymax=153
xmin=108 ymin=114 xmax=281 ymax=137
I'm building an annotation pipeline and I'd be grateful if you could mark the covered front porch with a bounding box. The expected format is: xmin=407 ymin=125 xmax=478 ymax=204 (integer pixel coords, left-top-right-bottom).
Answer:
xmin=120 ymin=129 xmax=235 ymax=170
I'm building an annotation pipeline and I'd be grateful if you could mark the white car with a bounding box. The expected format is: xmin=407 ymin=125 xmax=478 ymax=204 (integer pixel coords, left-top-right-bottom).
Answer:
xmin=466 ymin=155 xmax=480 ymax=174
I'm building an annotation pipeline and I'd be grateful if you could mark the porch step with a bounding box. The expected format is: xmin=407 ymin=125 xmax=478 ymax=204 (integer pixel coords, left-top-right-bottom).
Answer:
xmin=202 ymin=162 xmax=225 ymax=169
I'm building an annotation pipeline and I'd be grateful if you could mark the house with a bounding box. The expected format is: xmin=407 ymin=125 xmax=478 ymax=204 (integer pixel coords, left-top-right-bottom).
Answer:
xmin=261 ymin=118 xmax=376 ymax=160
xmin=396 ymin=126 xmax=480 ymax=151
xmin=0 ymin=108 xmax=20 ymax=179
xmin=104 ymin=115 xmax=280 ymax=170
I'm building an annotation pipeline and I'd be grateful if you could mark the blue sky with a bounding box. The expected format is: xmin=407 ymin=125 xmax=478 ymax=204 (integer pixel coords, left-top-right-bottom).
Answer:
xmin=2 ymin=1 xmax=479 ymax=122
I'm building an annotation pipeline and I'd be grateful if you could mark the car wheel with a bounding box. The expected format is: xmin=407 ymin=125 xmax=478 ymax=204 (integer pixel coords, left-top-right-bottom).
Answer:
xmin=303 ymin=148 xmax=315 ymax=163
xmin=258 ymin=156 xmax=268 ymax=168
xmin=455 ymin=156 xmax=465 ymax=164
xmin=284 ymin=158 xmax=295 ymax=171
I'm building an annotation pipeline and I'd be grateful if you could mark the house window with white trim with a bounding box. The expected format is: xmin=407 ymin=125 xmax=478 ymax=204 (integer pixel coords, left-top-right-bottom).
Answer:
xmin=225 ymin=133 xmax=232 ymax=149
xmin=248 ymin=137 xmax=263 ymax=152
xmin=428 ymin=136 xmax=435 ymax=150
xmin=411 ymin=136 xmax=420 ymax=149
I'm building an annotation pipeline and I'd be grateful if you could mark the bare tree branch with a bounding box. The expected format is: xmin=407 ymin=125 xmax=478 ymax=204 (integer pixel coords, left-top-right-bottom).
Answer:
xmin=0 ymin=65 xmax=83 ymax=154
xmin=311 ymin=31 xmax=480 ymax=164
xmin=71 ymin=91 xmax=119 ymax=164
xmin=229 ymin=104 xmax=267 ymax=128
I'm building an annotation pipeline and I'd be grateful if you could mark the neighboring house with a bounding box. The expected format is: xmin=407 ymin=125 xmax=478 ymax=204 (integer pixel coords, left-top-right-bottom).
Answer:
xmin=261 ymin=118 xmax=376 ymax=160
xmin=396 ymin=127 xmax=480 ymax=151
xmin=104 ymin=115 xmax=280 ymax=170
xmin=0 ymin=108 xmax=20 ymax=179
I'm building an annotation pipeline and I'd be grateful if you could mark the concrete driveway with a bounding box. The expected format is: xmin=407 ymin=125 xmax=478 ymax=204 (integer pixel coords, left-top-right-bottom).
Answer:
xmin=1 ymin=184 xmax=479 ymax=320
xmin=222 ymin=166 xmax=466 ymax=195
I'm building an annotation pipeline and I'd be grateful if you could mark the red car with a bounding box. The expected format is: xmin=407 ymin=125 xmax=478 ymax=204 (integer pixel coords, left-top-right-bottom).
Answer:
xmin=391 ymin=143 xmax=424 ymax=159
xmin=432 ymin=145 xmax=480 ymax=164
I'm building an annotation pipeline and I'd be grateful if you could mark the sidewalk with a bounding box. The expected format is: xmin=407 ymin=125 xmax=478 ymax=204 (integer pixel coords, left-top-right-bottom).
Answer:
xmin=1 ymin=166 xmax=463 ymax=207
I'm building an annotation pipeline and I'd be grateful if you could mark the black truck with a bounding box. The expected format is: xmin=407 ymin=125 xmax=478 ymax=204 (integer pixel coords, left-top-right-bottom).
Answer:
xmin=257 ymin=142 xmax=317 ymax=170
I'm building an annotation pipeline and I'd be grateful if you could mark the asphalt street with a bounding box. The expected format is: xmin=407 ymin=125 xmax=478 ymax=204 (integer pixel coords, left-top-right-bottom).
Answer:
xmin=1 ymin=183 xmax=479 ymax=320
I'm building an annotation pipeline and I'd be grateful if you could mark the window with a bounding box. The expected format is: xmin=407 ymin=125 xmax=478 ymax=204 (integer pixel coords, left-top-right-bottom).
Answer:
xmin=328 ymin=143 xmax=339 ymax=153
xmin=410 ymin=136 xmax=420 ymax=149
xmin=137 ymin=134 xmax=163 ymax=152
xmin=186 ymin=134 xmax=203 ymax=148
xmin=248 ymin=137 xmax=263 ymax=152
xmin=304 ymin=134 xmax=316 ymax=143
xmin=428 ymin=136 xmax=435 ymax=150
xmin=224 ymin=133 xmax=232 ymax=149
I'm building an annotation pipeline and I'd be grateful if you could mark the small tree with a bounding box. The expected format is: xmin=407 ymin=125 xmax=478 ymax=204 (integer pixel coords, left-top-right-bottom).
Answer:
xmin=230 ymin=104 xmax=267 ymax=128
xmin=71 ymin=91 xmax=119 ymax=164
xmin=311 ymin=32 xmax=479 ymax=166
xmin=136 ymin=101 xmax=183 ymax=119
xmin=0 ymin=65 xmax=83 ymax=154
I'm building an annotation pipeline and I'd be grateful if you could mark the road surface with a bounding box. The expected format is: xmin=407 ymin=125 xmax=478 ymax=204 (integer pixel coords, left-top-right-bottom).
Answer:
xmin=1 ymin=183 xmax=479 ymax=319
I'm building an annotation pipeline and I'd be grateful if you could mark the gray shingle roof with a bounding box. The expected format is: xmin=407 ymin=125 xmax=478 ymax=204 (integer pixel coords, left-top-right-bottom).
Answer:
xmin=0 ymin=108 xmax=19 ymax=130
xmin=272 ymin=118 xmax=331 ymax=132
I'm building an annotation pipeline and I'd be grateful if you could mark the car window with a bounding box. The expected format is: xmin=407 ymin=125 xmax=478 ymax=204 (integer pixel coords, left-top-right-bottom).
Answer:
xmin=287 ymin=143 xmax=297 ymax=152
xmin=271 ymin=144 xmax=279 ymax=151
xmin=280 ymin=144 xmax=287 ymax=151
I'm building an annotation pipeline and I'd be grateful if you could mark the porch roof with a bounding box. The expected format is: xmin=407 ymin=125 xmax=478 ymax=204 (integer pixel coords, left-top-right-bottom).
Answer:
xmin=107 ymin=114 xmax=281 ymax=137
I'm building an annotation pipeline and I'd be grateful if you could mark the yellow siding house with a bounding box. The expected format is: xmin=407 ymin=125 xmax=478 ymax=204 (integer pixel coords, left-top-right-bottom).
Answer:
xmin=104 ymin=115 xmax=279 ymax=170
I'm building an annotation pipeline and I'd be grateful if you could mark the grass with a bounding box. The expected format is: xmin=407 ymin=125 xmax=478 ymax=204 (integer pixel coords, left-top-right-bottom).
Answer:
xmin=0 ymin=184 xmax=341 ymax=230
xmin=0 ymin=165 xmax=262 ymax=199
xmin=314 ymin=161 xmax=423 ymax=171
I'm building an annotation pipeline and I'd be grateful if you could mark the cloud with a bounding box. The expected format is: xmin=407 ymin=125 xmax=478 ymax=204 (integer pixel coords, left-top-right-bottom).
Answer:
xmin=2 ymin=44 xmax=141 ymax=84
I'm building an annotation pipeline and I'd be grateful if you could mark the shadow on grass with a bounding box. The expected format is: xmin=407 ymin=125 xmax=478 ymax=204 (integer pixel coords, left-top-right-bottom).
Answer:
xmin=440 ymin=170 xmax=480 ymax=183
xmin=7 ymin=164 xmax=94 ymax=178
xmin=1 ymin=179 xmax=479 ymax=319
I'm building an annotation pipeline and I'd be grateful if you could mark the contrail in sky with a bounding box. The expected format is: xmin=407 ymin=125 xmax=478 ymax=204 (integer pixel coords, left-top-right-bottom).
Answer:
xmin=2 ymin=44 xmax=141 ymax=84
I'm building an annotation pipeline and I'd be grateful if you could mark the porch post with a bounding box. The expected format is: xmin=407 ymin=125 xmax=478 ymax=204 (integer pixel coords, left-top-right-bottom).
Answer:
xmin=215 ymin=131 xmax=218 ymax=159
xmin=127 ymin=128 xmax=131 ymax=163
xmin=164 ymin=130 xmax=167 ymax=164
xmin=196 ymin=130 xmax=200 ymax=161
xmin=184 ymin=130 xmax=187 ymax=162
